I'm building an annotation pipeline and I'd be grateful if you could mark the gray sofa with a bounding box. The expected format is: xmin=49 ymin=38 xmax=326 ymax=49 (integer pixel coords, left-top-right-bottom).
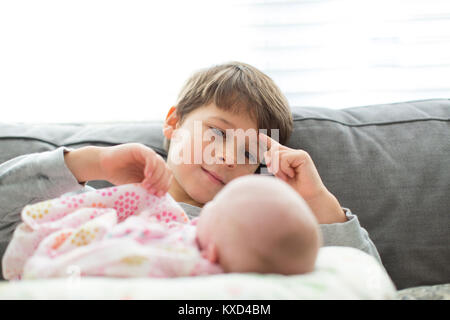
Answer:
xmin=0 ymin=98 xmax=449 ymax=295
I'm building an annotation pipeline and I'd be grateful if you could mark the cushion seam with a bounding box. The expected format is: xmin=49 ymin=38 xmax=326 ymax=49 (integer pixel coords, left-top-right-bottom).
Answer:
xmin=0 ymin=137 xmax=167 ymax=157
xmin=292 ymin=117 xmax=450 ymax=127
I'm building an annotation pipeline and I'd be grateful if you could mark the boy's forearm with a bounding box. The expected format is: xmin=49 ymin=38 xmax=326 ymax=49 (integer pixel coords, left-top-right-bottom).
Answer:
xmin=64 ymin=146 xmax=103 ymax=183
xmin=305 ymin=190 xmax=347 ymax=224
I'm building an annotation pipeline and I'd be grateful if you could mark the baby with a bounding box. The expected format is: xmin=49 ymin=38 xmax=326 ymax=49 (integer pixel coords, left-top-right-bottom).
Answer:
xmin=2 ymin=175 xmax=321 ymax=279
xmin=196 ymin=175 xmax=321 ymax=275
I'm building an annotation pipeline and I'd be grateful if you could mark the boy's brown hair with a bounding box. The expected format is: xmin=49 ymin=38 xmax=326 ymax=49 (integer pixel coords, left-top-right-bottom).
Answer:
xmin=164 ymin=61 xmax=293 ymax=152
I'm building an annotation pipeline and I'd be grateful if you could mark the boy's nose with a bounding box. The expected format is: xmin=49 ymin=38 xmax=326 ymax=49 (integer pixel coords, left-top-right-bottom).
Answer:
xmin=217 ymin=154 xmax=237 ymax=169
xmin=212 ymin=138 xmax=241 ymax=168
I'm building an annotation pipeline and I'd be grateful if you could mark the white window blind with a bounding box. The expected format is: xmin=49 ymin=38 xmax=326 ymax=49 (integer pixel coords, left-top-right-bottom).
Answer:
xmin=239 ymin=0 xmax=450 ymax=108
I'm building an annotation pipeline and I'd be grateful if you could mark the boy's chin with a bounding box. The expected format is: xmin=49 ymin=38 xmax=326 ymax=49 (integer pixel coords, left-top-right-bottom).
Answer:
xmin=185 ymin=178 xmax=223 ymax=205
xmin=176 ymin=165 xmax=225 ymax=205
xmin=186 ymin=186 xmax=218 ymax=206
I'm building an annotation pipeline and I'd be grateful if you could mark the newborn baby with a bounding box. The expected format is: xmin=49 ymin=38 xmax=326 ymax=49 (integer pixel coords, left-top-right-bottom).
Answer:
xmin=2 ymin=175 xmax=321 ymax=280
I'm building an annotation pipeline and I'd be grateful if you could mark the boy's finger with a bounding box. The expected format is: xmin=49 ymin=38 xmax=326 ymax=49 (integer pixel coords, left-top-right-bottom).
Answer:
xmin=263 ymin=151 xmax=271 ymax=165
xmin=141 ymin=176 xmax=151 ymax=186
xmin=269 ymin=163 xmax=290 ymax=181
xmin=144 ymin=153 xmax=156 ymax=178
xmin=259 ymin=132 xmax=281 ymax=152
xmin=154 ymin=166 xmax=171 ymax=189
xmin=258 ymin=132 xmax=272 ymax=150
xmin=267 ymin=150 xmax=282 ymax=174
xmin=280 ymin=155 xmax=296 ymax=178
xmin=152 ymin=162 xmax=166 ymax=184
xmin=152 ymin=164 xmax=172 ymax=191
xmin=145 ymin=162 xmax=165 ymax=193
xmin=284 ymin=151 xmax=307 ymax=169
xmin=161 ymin=174 xmax=173 ymax=194
xmin=259 ymin=132 xmax=292 ymax=157
xmin=156 ymin=170 xmax=172 ymax=197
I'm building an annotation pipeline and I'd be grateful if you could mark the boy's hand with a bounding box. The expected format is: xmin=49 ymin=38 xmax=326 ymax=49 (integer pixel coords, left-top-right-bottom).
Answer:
xmin=65 ymin=143 xmax=172 ymax=197
xmin=99 ymin=143 xmax=172 ymax=196
xmin=259 ymin=133 xmax=347 ymax=224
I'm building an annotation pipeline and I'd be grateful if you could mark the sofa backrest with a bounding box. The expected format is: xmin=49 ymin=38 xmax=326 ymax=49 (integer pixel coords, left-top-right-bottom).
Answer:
xmin=288 ymin=99 xmax=450 ymax=290
xmin=1 ymin=98 xmax=449 ymax=289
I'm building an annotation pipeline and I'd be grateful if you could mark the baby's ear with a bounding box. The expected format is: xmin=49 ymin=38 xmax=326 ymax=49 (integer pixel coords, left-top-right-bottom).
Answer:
xmin=203 ymin=242 xmax=219 ymax=263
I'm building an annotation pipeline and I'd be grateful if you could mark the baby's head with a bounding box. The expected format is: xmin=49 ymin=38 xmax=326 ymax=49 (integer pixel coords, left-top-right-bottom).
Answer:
xmin=196 ymin=175 xmax=322 ymax=275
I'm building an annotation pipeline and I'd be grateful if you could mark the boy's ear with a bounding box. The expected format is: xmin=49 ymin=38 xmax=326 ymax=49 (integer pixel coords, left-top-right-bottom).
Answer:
xmin=163 ymin=106 xmax=178 ymax=139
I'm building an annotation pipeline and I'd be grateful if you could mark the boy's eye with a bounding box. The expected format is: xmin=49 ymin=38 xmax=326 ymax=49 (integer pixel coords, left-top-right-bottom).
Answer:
xmin=210 ymin=127 xmax=225 ymax=137
xmin=245 ymin=150 xmax=256 ymax=163
xmin=208 ymin=126 xmax=256 ymax=163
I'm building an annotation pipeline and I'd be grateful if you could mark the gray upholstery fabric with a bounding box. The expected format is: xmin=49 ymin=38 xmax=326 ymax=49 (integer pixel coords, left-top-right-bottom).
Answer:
xmin=287 ymin=99 xmax=450 ymax=290
xmin=0 ymin=122 xmax=165 ymax=190
xmin=0 ymin=99 xmax=449 ymax=289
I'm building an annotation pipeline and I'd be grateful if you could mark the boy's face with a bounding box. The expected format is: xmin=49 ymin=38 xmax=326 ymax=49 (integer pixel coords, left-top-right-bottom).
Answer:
xmin=164 ymin=103 xmax=260 ymax=206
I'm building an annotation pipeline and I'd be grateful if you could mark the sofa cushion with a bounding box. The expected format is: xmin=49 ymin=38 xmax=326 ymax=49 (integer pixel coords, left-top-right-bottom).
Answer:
xmin=287 ymin=99 xmax=450 ymax=290
xmin=0 ymin=99 xmax=449 ymax=289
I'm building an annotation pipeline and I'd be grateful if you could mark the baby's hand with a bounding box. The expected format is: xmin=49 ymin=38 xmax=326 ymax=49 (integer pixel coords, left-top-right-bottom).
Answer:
xmin=259 ymin=133 xmax=346 ymax=223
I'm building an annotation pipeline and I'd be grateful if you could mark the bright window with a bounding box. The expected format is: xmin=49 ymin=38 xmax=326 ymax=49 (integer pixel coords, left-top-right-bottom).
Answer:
xmin=1 ymin=0 xmax=449 ymax=123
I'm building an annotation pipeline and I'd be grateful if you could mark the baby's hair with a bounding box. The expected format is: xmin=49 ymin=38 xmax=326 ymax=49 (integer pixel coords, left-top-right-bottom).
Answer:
xmin=209 ymin=175 xmax=321 ymax=275
xmin=163 ymin=61 xmax=293 ymax=153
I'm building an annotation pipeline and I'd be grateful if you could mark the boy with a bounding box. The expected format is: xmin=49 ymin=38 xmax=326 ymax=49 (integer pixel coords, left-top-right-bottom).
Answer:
xmin=0 ymin=62 xmax=380 ymax=279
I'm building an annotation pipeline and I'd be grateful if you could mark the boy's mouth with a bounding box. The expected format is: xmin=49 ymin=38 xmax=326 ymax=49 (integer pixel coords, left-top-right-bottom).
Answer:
xmin=201 ymin=167 xmax=225 ymax=185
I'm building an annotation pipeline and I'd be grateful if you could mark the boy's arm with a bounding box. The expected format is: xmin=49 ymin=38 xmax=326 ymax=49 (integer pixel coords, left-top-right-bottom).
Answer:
xmin=0 ymin=143 xmax=171 ymax=235
xmin=0 ymin=147 xmax=88 ymax=210
xmin=0 ymin=143 xmax=171 ymax=279
xmin=259 ymin=133 xmax=347 ymax=224
xmin=303 ymin=188 xmax=381 ymax=262
xmin=66 ymin=143 xmax=172 ymax=196
xmin=302 ymin=186 xmax=381 ymax=261
xmin=0 ymin=146 xmax=102 ymax=231
xmin=301 ymin=188 xmax=347 ymax=224
xmin=0 ymin=147 xmax=91 ymax=279
xmin=0 ymin=143 xmax=171 ymax=232
xmin=259 ymin=133 xmax=381 ymax=262
xmin=320 ymin=209 xmax=382 ymax=263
